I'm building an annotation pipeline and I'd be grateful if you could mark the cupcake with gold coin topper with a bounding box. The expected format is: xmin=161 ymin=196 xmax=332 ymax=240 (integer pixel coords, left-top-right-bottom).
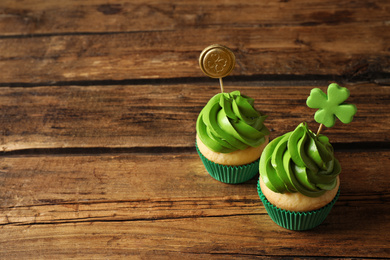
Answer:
xmin=258 ymin=83 xmax=357 ymax=230
xmin=196 ymin=44 xmax=270 ymax=184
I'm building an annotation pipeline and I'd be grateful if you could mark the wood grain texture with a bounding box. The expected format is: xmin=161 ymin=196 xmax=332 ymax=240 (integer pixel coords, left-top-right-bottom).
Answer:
xmin=1 ymin=0 xmax=389 ymax=35
xmin=1 ymin=151 xmax=389 ymax=224
xmin=0 ymin=25 xmax=388 ymax=83
xmin=1 ymin=213 xmax=389 ymax=259
xmin=0 ymin=0 xmax=389 ymax=83
xmin=0 ymin=1 xmax=389 ymax=258
xmin=0 ymin=151 xmax=389 ymax=258
xmin=0 ymin=83 xmax=388 ymax=151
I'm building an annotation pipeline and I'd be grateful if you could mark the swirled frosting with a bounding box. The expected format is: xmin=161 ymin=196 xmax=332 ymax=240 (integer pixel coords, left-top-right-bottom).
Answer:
xmin=259 ymin=122 xmax=340 ymax=197
xmin=196 ymin=91 xmax=269 ymax=153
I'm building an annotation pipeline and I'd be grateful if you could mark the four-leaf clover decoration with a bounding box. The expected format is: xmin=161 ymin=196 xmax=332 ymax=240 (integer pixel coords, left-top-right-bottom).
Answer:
xmin=306 ymin=83 xmax=357 ymax=128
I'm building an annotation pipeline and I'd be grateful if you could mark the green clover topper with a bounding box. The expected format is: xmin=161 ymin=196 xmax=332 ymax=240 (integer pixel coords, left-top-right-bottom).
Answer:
xmin=306 ymin=83 xmax=357 ymax=133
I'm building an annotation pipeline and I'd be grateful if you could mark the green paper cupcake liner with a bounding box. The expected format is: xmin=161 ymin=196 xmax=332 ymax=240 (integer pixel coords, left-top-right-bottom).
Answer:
xmin=196 ymin=143 xmax=259 ymax=184
xmin=257 ymin=179 xmax=340 ymax=231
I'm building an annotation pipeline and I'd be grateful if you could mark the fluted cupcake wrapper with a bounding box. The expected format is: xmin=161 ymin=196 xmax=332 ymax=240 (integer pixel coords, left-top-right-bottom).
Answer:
xmin=257 ymin=179 xmax=340 ymax=231
xmin=196 ymin=144 xmax=259 ymax=184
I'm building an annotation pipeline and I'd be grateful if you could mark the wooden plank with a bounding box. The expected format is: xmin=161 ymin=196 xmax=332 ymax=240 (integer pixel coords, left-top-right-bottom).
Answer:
xmin=1 ymin=151 xmax=388 ymax=222
xmin=0 ymin=151 xmax=390 ymax=225
xmin=0 ymin=25 xmax=389 ymax=83
xmin=0 ymin=212 xmax=389 ymax=259
xmin=0 ymin=83 xmax=389 ymax=151
xmin=1 ymin=0 xmax=389 ymax=35
xmin=0 ymin=151 xmax=389 ymax=258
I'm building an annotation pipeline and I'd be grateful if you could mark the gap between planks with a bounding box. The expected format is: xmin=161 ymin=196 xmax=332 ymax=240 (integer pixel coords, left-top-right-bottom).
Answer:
xmin=0 ymin=75 xmax=389 ymax=89
xmin=1 ymin=141 xmax=390 ymax=157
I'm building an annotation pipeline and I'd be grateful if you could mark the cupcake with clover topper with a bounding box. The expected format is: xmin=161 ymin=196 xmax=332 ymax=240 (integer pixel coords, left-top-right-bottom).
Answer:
xmin=258 ymin=83 xmax=357 ymax=230
xmin=196 ymin=44 xmax=270 ymax=184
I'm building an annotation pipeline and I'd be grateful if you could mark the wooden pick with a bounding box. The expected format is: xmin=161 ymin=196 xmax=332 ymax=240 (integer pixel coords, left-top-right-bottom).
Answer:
xmin=317 ymin=123 xmax=324 ymax=135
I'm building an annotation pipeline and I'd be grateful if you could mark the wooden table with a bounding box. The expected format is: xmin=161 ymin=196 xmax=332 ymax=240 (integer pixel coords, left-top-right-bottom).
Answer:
xmin=1 ymin=1 xmax=389 ymax=259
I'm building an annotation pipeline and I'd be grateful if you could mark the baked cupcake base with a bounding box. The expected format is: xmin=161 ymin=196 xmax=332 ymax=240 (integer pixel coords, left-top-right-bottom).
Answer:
xmin=196 ymin=134 xmax=269 ymax=184
xmin=196 ymin=134 xmax=269 ymax=166
xmin=260 ymin=176 xmax=340 ymax=212
xmin=257 ymin=179 xmax=340 ymax=230
xmin=196 ymin=143 xmax=260 ymax=184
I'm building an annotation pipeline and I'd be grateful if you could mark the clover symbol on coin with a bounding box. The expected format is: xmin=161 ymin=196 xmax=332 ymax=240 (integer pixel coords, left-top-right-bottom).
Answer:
xmin=207 ymin=53 xmax=228 ymax=73
xmin=306 ymin=83 xmax=357 ymax=128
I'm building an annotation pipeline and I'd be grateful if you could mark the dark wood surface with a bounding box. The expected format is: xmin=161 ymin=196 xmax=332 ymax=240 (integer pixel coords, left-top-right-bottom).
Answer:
xmin=0 ymin=1 xmax=389 ymax=259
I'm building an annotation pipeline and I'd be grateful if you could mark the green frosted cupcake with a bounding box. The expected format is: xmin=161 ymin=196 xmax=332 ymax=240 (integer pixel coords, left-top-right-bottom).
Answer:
xmin=196 ymin=90 xmax=269 ymax=184
xmin=258 ymin=122 xmax=341 ymax=230
xmin=258 ymin=83 xmax=357 ymax=230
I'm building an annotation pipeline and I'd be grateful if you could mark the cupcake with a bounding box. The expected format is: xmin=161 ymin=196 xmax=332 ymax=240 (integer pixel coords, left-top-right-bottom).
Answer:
xmin=258 ymin=83 xmax=357 ymax=230
xmin=196 ymin=44 xmax=270 ymax=184
xmin=196 ymin=90 xmax=270 ymax=183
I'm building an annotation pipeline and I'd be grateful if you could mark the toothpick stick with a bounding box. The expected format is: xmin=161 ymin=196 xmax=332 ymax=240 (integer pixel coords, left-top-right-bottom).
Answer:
xmin=317 ymin=123 xmax=324 ymax=135
xmin=219 ymin=78 xmax=224 ymax=93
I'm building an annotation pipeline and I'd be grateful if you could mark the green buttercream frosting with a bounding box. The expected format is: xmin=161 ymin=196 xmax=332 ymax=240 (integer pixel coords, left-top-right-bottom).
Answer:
xmin=259 ymin=122 xmax=340 ymax=197
xmin=196 ymin=91 xmax=270 ymax=153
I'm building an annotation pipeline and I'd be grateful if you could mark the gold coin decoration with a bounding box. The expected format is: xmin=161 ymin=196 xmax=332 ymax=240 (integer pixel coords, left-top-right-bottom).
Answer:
xmin=199 ymin=44 xmax=235 ymax=79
